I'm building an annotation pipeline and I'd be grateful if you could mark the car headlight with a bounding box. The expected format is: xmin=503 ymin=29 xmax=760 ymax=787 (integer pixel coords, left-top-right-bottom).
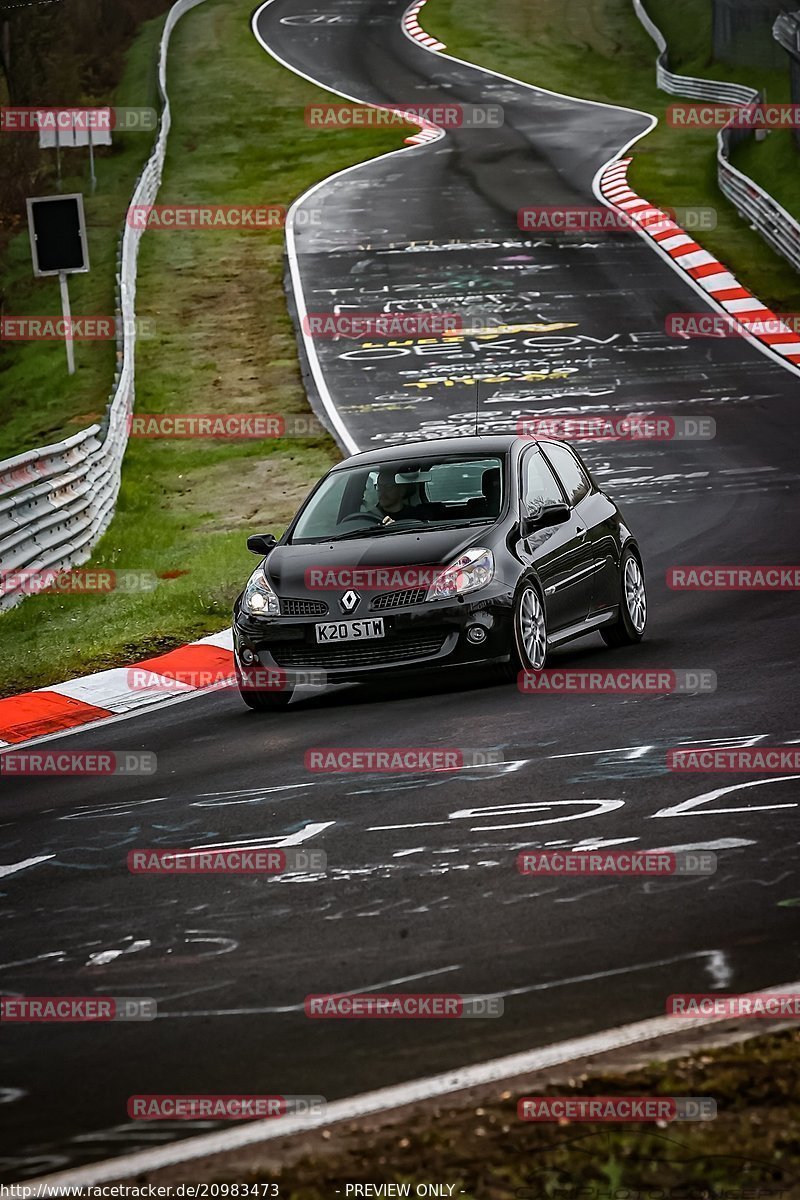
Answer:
xmin=427 ymin=547 xmax=494 ymax=601
xmin=241 ymin=567 xmax=280 ymax=616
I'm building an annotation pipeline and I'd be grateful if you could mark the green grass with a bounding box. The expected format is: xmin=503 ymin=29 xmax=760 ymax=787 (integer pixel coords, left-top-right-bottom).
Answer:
xmin=226 ymin=1029 xmax=800 ymax=1194
xmin=647 ymin=0 xmax=714 ymax=76
xmin=424 ymin=0 xmax=800 ymax=314
xmin=0 ymin=0 xmax=418 ymax=697
xmin=731 ymin=127 xmax=800 ymax=236
xmin=0 ymin=14 xmax=167 ymax=461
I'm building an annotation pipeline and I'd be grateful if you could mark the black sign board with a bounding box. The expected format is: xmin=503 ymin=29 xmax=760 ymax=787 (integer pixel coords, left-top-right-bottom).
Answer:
xmin=26 ymin=193 xmax=90 ymax=277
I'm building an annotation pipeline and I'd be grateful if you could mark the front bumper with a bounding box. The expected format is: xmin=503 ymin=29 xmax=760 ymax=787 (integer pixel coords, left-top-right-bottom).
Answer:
xmin=233 ymin=584 xmax=515 ymax=685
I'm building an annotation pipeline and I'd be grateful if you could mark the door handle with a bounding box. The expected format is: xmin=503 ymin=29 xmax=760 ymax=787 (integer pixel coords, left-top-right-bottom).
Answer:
xmin=576 ymin=525 xmax=587 ymax=538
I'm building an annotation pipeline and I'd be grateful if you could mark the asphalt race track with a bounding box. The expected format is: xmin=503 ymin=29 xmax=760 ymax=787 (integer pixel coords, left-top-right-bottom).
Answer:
xmin=2 ymin=0 xmax=800 ymax=1181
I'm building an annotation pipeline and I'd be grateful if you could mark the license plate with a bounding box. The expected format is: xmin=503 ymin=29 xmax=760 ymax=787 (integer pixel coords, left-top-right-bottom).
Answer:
xmin=315 ymin=618 xmax=385 ymax=643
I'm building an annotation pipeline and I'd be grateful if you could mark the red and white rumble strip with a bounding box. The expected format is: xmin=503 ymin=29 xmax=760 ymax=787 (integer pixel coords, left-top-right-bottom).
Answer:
xmin=0 ymin=628 xmax=233 ymax=748
xmin=397 ymin=6 xmax=800 ymax=377
xmin=398 ymin=1 xmax=446 ymax=143
xmin=402 ymin=0 xmax=445 ymax=53
xmin=598 ymin=158 xmax=800 ymax=371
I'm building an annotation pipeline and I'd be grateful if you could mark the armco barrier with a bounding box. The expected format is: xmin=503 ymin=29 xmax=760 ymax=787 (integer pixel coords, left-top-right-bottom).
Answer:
xmin=0 ymin=0 xmax=208 ymax=612
xmin=633 ymin=0 xmax=800 ymax=274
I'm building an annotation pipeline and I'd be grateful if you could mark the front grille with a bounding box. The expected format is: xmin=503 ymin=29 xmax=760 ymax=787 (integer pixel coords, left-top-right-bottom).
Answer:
xmin=270 ymin=629 xmax=448 ymax=670
xmin=281 ymin=597 xmax=329 ymax=616
xmin=371 ymin=587 xmax=428 ymax=611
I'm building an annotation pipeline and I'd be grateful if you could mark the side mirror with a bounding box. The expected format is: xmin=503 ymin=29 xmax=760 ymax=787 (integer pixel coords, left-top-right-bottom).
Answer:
xmin=247 ymin=533 xmax=277 ymax=556
xmin=519 ymin=503 xmax=570 ymax=537
xmin=538 ymin=502 xmax=570 ymax=528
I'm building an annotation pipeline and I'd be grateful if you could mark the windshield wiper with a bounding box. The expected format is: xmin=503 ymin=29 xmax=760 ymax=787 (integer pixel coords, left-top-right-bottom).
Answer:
xmin=324 ymin=526 xmax=390 ymax=542
xmin=408 ymin=519 xmax=494 ymax=532
xmin=295 ymin=517 xmax=495 ymax=545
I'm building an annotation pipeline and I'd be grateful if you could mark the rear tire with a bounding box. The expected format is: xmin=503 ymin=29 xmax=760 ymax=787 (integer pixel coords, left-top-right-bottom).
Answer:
xmin=601 ymin=548 xmax=647 ymax=647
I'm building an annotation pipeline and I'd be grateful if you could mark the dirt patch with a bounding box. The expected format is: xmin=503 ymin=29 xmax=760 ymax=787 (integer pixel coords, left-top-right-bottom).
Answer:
xmin=173 ymin=450 xmax=328 ymax=534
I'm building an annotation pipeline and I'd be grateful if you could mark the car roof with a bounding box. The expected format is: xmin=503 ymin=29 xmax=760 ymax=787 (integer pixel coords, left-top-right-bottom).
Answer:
xmin=332 ymin=434 xmax=531 ymax=469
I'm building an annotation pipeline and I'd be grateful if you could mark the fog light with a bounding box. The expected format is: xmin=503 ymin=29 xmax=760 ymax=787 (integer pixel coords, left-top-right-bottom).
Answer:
xmin=466 ymin=625 xmax=488 ymax=645
xmin=240 ymin=647 xmax=256 ymax=665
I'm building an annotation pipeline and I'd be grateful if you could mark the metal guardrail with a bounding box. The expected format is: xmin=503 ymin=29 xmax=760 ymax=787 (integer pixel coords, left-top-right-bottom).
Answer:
xmin=633 ymin=0 xmax=800 ymax=274
xmin=0 ymin=0 xmax=208 ymax=613
xmin=773 ymin=10 xmax=800 ymax=57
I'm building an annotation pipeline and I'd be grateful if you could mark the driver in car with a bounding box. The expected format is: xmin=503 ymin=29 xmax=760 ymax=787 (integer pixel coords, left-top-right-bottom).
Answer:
xmin=372 ymin=470 xmax=430 ymax=525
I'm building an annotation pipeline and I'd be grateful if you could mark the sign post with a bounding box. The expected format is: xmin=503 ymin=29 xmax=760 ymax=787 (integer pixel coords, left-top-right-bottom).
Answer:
xmin=26 ymin=193 xmax=90 ymax=376
xmin=58 ymin=271 xmax=75 ymax=375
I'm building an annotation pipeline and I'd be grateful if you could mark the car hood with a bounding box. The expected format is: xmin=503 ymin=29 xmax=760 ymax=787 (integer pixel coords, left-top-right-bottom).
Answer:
xmin=265 ymin=526 xmax=490 ymax=595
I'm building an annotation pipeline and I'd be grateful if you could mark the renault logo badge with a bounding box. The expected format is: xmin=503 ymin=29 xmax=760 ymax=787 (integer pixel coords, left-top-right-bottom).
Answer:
xmin=340 ymin=590 xmax=360 ymax=614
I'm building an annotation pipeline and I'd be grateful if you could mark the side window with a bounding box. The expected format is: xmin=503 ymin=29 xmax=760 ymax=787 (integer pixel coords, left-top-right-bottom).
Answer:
xmin=541 ymin=443 xmax=591 ymax=506
xmin=522 ymin=451 xmax=564 ymax=517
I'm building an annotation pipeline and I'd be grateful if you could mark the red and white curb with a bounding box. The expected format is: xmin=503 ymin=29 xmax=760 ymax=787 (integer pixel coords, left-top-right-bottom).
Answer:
xmin=404 ymin=123 xmax=441 ymax=146
xmin=599 ymin=158 xmax=800 ymax=368
xmin=398 ymin=2 xmax=445 ymax=143
xmin=400 ymin=6 xmax=800 ymax=377
xmin=0 ymin=628 xmax=233 ymax=748
xmin=402 ymin=0 xmax=445 ymax=53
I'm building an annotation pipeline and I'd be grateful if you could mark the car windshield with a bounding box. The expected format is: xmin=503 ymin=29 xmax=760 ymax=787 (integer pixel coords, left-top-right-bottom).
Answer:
xmin=289 ymin=454 xmax=506 ymax=543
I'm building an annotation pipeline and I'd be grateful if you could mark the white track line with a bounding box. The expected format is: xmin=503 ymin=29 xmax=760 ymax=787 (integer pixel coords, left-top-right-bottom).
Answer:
xmin=31 ymin=980 xmax=800 ymax=1186
xmin=252 ymin=0 xmax=449 ymax=456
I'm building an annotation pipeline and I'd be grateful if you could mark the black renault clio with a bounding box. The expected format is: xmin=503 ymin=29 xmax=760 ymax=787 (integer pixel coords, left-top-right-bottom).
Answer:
xmin=232 ymin=435 xmax=647 ymax=710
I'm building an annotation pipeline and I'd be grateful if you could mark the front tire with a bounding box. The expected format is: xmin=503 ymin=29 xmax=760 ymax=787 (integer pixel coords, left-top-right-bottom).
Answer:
xmin=497 ymin=581 xmax=548 ymax=682
xmin=601 ymin=548 xmax=647 ymax=647
xmin=239 ymin=687 xmax=294 ymax=712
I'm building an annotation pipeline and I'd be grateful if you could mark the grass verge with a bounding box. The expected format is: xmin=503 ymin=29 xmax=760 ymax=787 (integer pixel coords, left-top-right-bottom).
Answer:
xmin=425 ymin=0 xmax=800 ymax=314
xmin=0 ymin=0 xmax=416 ymax=698
xmin=234 ymin=1029 xmax=800 ymax=1195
